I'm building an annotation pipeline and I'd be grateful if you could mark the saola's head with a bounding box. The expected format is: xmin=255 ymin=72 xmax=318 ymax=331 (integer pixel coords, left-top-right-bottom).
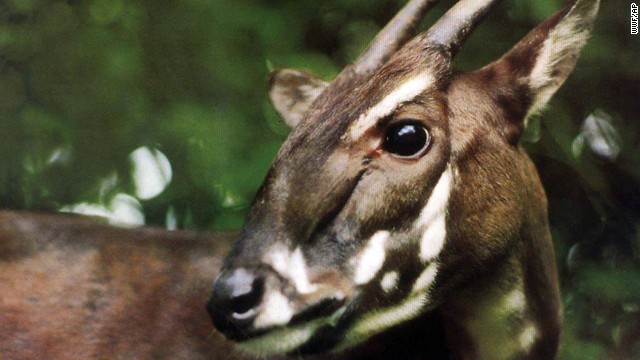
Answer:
xmin=207 ymin=0 xmax=599 ymax=356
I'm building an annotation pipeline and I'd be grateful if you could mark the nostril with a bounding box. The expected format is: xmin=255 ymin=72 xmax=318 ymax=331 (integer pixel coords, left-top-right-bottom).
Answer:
xmin=208 ymin=268 xmax=265 ymax=336
xmin=229 ymin=276 xmax=264 ymax=318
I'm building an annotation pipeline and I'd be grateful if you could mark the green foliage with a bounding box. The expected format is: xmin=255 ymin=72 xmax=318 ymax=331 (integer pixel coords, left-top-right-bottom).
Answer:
xmin=0 ymin=0 xmax=638 ymax=357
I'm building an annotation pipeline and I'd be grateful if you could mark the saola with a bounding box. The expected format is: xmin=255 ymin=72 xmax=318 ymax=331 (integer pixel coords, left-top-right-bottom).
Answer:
xmin=207 ymin=0 xmax=600 ymax=359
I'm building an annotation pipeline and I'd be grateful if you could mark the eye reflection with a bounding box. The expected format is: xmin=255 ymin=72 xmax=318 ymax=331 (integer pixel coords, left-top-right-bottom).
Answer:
xmin=382 ymin=122 xmax=430 ymax=158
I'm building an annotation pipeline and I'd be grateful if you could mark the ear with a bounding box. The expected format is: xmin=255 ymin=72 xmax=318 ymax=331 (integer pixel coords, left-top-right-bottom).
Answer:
xmin=268 ymin=69 xmax=329 ymax=128
xmin=483 ymin=0 xmax=599 ymax=122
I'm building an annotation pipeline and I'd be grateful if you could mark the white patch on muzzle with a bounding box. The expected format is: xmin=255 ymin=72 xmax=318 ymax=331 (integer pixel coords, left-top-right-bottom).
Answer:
xmin=253 ymin=291 xmax=294 ymax=329
xmin=417 ymin=164 xmax=453 ymax=262
xmin=263 ymin=245 xmax=317 ymax=294
xmin=353 ymin=230 xmax=390 ymax=285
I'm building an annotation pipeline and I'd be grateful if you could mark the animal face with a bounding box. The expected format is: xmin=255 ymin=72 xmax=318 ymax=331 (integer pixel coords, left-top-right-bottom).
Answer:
xmin=207 ymin=0 xmax=599 ymax=356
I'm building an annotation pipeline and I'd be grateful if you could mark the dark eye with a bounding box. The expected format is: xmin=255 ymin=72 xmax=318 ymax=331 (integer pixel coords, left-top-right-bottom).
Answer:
xmin=382 ymin=122 xmax=430 ymax=158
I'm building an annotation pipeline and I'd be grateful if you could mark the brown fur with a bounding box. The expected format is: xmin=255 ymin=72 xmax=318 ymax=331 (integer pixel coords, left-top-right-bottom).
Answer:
xmin=0 ymin=211 xmax=245 ymax=359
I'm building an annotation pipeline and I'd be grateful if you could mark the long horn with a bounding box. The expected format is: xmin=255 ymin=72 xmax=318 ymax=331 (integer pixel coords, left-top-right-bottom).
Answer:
xmin=352 ymin=0 xmax=440 ymax=76
xmin=425 ymin=0 xmax=500 ymax=57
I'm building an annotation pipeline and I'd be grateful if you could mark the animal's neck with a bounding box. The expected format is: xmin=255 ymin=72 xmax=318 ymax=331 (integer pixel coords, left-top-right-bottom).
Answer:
xmin=442 ymin=246 xmax=560 ymax=360
xmin=440 ymin=253 xmax=530 ymax=359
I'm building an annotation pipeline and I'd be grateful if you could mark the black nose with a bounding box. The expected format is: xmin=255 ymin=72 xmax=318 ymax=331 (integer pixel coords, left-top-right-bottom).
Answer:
xmin=207 ymin=268 xmax=265 ymax=339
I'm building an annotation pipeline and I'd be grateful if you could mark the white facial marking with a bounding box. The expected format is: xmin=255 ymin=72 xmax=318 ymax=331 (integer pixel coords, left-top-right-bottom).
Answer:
xmin=461 ymin=279 xmax=534 ymax=359
xmin=518 ymin=324 xmax=538 ymax=351
xmin=412 ymin=262 xmax=438 ymax=293
xmin=380 ymin=271 xmax=399 ymax=293
xmin=239 ymin=306 xmax=347 ymax=356
xmin=338 ymin=293 xmax=428 ymax=351
xmin=239 ymin=316 xmax=328 ymax=356
xmin=253 ymin=291 xmax=294 ymax=329
xmin=417 ymin=164 xmax=453 ymax=262
xmin=289 ymin=247 xmax=317 ymax=293
xmin=526 ymin=0 xmax=599 ymax=123
xmin=263 ymin=245 xmax=317 ymax=294
xmin=348 ymin=71 xmax=435 ymax=139
xmin=503 ymin=288 xmax=526 ymax=314
xmin=353 ymin=231 xmax=390 ymax=285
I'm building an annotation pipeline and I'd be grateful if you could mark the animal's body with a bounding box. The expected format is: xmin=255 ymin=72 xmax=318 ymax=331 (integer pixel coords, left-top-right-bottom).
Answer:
xmin=0 ymin=212 xmax=240 ymax=359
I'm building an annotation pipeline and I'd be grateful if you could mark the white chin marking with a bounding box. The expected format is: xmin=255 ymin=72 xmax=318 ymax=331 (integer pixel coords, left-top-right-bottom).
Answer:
xmin=263 ymin=244 xmax=317 ymax=294
xmin=239 ymin=308 xmax=346 ymax=356
xmin=353 ymin=230 xmax=390 ymax=285
xmin=380 ymin=271 xmax=399 ymax=293
xmin=253 ymin=291 xmax=294 ymax=330
xmin=238 ymin=317 xmax=325 ymax=356
xmin=348 ymin=71 xmax=435 ymax=139
xmin=418 ymin=164 xmax=453 ymax=262
xmin=338 ymin=292 xmax=428 ymax=351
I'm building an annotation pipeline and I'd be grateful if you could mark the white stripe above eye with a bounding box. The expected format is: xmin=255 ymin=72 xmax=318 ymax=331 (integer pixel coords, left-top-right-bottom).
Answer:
xmin=417 ymin=164 xmax=453 ymax=262
xmin=348 ymin=71 xmax=435 ymax=139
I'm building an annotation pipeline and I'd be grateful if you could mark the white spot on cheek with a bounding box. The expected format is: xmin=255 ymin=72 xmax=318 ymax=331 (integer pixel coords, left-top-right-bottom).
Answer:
xmin=518 ymin=324 xmax=538 ymax=351
xmin=417 ymin=164 xmax=453 ymax=262
xmin=263 ymin=245 xmax=317 ymax=294
xmin=411 ymin=262 xmax=438 ymax=293
xmin=353 ymin=231 xmax=390 ymax=285
xmin=348 ymin=71 xmax=435 ymax=139
xmin=380 ymin=271 xmax=399 ymax=293
xmin=253 ymin=291 xmax=294 ymax=329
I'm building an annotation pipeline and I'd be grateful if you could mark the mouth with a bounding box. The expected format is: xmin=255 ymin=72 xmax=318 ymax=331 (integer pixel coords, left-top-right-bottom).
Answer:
xmin=231 ymin=294 xmax=345 ymax=340
xmin=289 ymin=294 xmax=346 ymax=326
xmin=236 ymin=301 xmax=348 ymax=356
xmin=218 ymin=287 xmax=347 ymax=342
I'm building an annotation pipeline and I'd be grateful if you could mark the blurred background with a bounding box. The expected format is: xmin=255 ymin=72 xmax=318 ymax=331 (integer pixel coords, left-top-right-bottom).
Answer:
xmin=0 ymin=0 xmax=638 ymax=358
